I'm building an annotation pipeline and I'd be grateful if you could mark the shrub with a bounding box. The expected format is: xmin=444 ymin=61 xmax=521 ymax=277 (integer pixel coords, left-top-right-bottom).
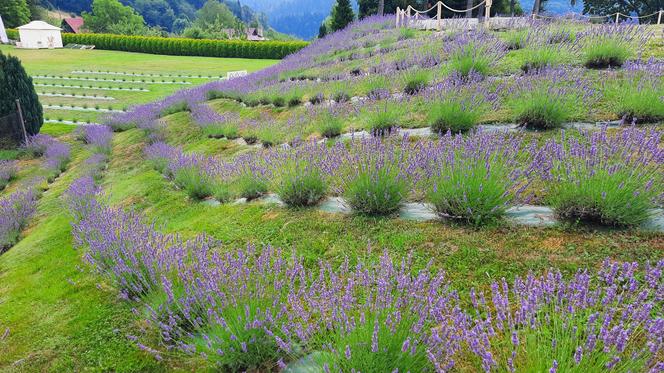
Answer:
xmin=61 ymin=33 xmax=308 ymax=59
xmin=403 ymin=70 xmax=430 ymax=95
xmin=366 ymin=105 xmax=402 ymax=136
xmin=236 ymin=174 xmax=268 ymax=200
xmin=160 ymin=101 xmax=190 ymax=117
xmin=173 ymin=166 xmax=213 ymax=200
xmin=445 ymin=32 xmax=506 ymax=78
xmin=580 ymin=25 xmax=644 ymax=69
xmin=428 ymin=98 xmax=485 ymax=134
xmin=308 ymin=93 xmax=325 ymax=105
xmin=507 ymin=69 xmax=592 ymax=130
xmin=211 ymin=180 xmax=233 ymax=203
xmin=272 ymin=96 xmax=286 ymax=107
xmin=538 ymin=127 xmax=662 ymax=227
xmin=276 ymin=161 xmax=327 ymax=207
xmin=398 ymin=27 xmax=416 ymax=40
xmin=345 ymin=165 xmax=406 ymax=216
xmin=583 ymin=38 xmax=630 ymax=69
xmin=0 ymin=161 xmax=18 ymax=190
xmin=287 ymin=95 xmax=301 ymax=107
xmin=317 ymin=112 xmax=344 ymax=138
xmin=606 ymin=66 xmax=664 ymax=123
xmin=333 ymin=91 xmax=350 ymax=103
xmin=547 ymin=169 xmax=656 ymax=227
xmin=521 ymin=45 xmax=565 ymax=72
xmin=428 ymin=156 xmax=512 ymax=225
xmin=503 ymin=29 xmax=528 ymax=50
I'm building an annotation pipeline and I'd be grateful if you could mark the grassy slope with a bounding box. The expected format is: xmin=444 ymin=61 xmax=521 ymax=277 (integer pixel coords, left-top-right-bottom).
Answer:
xmin=106 ymin=114 xmax=664 ymax=290
xmin=0 ymin=45 xmax=277 ymax=123
xmin=0 ymin=141 xmax=167 ymax=371
xmin=0 ymin=49 xmax=277 ymax=371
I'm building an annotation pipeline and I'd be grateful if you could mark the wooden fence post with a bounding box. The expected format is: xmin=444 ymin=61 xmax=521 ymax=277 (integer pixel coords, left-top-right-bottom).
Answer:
xmin=15 ymin=99 xmax=28 ymax=143
xmin=615 ymin=12 xmax=620 ymax=23
xmin=437 ymin=2 xmax=442 ymax=31
xmin=485 ymin=0 xmax=492 ymax=27
xmin=658 ymin=10 xmax=662 ymax=25
xmin=396 ymin=7 xmax=401 ymax=27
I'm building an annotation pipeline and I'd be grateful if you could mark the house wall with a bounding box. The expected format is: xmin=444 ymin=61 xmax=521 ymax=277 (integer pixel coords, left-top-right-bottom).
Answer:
xmin=18 ymin=29 xmax=63 ymax=49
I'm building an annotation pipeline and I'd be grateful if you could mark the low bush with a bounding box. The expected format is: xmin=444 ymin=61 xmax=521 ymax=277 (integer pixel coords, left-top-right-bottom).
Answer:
xmin=272 ymin=96 xmax=286 ymax=107
xmin=236 ymin=174 xmax=268 ymax=200
xmin=583 ymin=38 xmax=630 ymax=68
xmin=366 ymin=105 xmax=402 ymax=136
xmin=173 ymin=166 xmax=213 ymax=200
xmin=503 ymin=29 xmax=528 ymax=50
xmin=287 ymin=95 xmax=302 ymax=107
xmin=309 ymin=93 xmax=325 ymax=105
xmin=606 ymin=70 xmax=664 ymax=123
xmin=507 ymin=69 xmax=591 ymax=130
xmin=428 ymin=99 xmax=485 ymax=134
xmin=520 ymin=45 xmax=565 ymax=72
xmin=539 ymin=127 xmax=662 ymax=227
xmin=445 ymin=32 xmax=506 ymax=78
xmin=160 ymin=101 xmax=190 ymax=117
xmin=398 ymin=27 xmax=416 ymax=40
xmin=333 ymin=91 xmax=350 ymax=103
xmin=317 ymin=112 xmax=344 ymax=138
xmin=276 ymin=161 xmax=327 ymax=207
xmin=403 ymin=70 xmax=430 ymax=95
xmin=345 ymin=165 xmax=407 ymax=216
xmin=428 ymin=156 xmax=512 ymax=225
xmin=547 ymin=168 xmax=657 ymax=227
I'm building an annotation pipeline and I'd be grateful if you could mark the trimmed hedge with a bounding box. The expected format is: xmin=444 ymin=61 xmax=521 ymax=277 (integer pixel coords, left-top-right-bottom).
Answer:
xmin=5 ymin=30 xmax=306 ymax=59
xmin=63 ymin=33 xmax=307 ymax=59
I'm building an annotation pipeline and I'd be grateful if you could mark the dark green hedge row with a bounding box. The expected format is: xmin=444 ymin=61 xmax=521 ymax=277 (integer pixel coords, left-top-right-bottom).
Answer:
xmin=5 ymin=29 xmax=306 ymax=59
xmin=62 ymin=33 xmax=308 ymax=59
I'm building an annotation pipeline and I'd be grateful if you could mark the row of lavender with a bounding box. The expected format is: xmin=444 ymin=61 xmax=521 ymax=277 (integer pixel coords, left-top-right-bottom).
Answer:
xmin=103 ymin=18 xmax=662 ymax=138
xmin=0 ymin=135 xmax=73 ymax=252
xmin=66 ymin=179 xmax=663 ymax=371
xmin=145 ymin=127 xmax=663 ymax=227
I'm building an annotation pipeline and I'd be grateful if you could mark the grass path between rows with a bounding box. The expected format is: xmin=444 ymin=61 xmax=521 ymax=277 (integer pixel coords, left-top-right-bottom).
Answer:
xmin=0 ymin=141 xmax=165 ymax=372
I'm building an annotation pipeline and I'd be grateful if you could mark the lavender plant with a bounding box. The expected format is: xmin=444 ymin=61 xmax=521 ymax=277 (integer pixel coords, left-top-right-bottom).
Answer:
xmin=606 ymin=61 xmax=664 ymax=123
xmin=507 ymin=68 xmax=595 ymax=130
xmin=580 ymin=25 xmax=649 ymax=69
xmin=445 ymin=32 xmax=507 ymax=78
xmin=0 ymin=190 xmax=37 ymax=252
xmin=537 ymin=127 xmax=663 ymax=227
xmin=0 ymin=161 xmax=18 ymax=190
xmin=276 ymin=159 xmax=327 ymax=207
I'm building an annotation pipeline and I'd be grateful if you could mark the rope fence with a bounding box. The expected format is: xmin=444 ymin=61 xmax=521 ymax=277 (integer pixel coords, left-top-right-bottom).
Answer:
xmin=396 ymin=1 xmax=664 ymax=30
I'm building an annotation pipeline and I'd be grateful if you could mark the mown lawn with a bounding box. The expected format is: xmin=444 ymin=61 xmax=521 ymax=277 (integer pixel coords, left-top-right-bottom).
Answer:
xmin=0 ymin=45 xmax=278 ymax=125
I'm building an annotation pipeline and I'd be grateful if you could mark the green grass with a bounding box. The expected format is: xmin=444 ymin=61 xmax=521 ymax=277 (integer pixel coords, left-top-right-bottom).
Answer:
xmin=1 ymin=45 xmax=277 ymax=123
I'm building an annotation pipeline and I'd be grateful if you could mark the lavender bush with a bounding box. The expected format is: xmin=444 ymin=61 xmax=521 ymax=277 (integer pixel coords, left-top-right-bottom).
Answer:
xmin=0 ymin=190 xmax=37 ymax=252
xmin=67 ymin=186 xmax=664 ymax=371
xmin=0 ymin=161 xmax=18 ymax=190
xmin=444 ymin=31 xmax=507 ymax=78
xmin=536 ymin=127 xmax=663 ymax=227
xmin=75 ymin=125 xmax=113 ymax=154
xmin=506 ymin=68 xmax=595 ymax=130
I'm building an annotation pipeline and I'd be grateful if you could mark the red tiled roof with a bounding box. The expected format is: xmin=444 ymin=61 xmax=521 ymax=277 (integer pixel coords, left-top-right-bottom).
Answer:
xmin=63 ymin=17 xmax=84 ymax=33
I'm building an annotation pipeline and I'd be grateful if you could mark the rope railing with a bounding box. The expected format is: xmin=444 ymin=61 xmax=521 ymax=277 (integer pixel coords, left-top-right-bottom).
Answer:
xmin=397 ymin=2 xmax=664 ymax=30
xmin=533 ymin=10 xmax=663 ymax=23
xmin=396 ymin=0 xmax=493 ymax=30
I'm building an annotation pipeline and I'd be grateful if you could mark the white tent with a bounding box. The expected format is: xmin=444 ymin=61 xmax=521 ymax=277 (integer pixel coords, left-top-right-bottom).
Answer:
xmin=17 ymin=21 xmax=62 ymax=49
xmin=0 ymin=15 xmax=8 ymax=44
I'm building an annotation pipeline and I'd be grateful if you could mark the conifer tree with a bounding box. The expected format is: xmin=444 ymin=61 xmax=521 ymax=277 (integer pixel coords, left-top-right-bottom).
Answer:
xmin=0 ymin=52 xmax=43 ymax=136
xmin=331 ymin=0 xmax=355 ymax=32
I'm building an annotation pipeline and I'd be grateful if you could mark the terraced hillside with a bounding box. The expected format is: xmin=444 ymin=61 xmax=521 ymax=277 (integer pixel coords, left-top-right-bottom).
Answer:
xmin=1 ymin=16 xmax=663 ymax=372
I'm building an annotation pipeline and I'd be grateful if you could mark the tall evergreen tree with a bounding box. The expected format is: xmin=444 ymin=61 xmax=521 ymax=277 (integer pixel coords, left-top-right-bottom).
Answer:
xmin=0 ymin=0 xmax=30 ymax=28
xmin=331 ymin=0 xmax=354 ymax=31
xmin=0 ymin=52 xmax=43 ymax=137
xmin=318 ymin=23 xmax=328 ymax=38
